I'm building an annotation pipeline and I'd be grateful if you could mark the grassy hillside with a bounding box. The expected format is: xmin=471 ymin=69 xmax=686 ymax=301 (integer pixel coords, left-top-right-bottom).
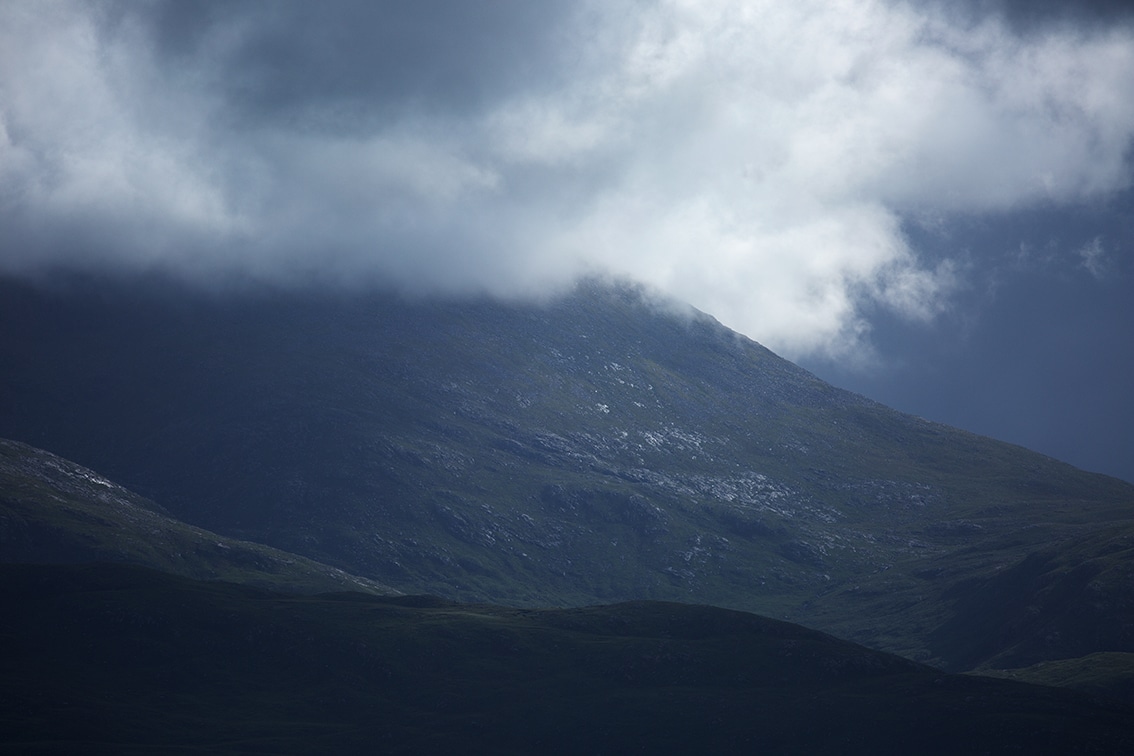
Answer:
xmin=2 ymin=276 xmax=1133 ymax=669
xmin=974 ymin=652 xmax=1134 ymax=705
xmin=0 ymin=438 xmax=397 ymax=596
xmin=924 ymin=525 xmax=1134 ymax=669
xmin=3 ymin=562 xmax=1133 ymax=755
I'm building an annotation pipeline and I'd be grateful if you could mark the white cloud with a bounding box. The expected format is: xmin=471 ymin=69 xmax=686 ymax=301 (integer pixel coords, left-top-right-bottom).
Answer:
xmin=0 ymin=2 xmax=243 ymax=274
xmin=1 ymin=0 xmax=1133 ymax=357
xmin=1077 ymin=237 xmax=1108 ymax=279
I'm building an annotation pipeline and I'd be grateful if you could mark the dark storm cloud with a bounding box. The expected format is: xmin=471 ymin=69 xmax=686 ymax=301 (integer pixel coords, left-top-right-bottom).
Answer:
xmin=123 ymin=0 xmax=579 ymax=131
xmin=2 ymin=0 xmax=1133 ymax=359
xmin=975 ymin=0 xmax=1134 ymax=28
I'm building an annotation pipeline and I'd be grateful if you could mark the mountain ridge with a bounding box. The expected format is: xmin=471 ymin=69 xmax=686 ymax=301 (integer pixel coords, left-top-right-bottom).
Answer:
xmin=0 ymin=437 xmax=399 ymax=596
xmin=2 ymin=274 xmax=1132 ymax=669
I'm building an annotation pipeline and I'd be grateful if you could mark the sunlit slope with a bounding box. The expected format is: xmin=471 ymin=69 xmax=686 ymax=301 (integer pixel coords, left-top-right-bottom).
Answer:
xmin=3 ymin=562 xmax=1133 ymax=754
xmin=2 ymin=276 xmax=1132 ymax=667
xmin=975 ymin=652 xmax=1134 ymax=705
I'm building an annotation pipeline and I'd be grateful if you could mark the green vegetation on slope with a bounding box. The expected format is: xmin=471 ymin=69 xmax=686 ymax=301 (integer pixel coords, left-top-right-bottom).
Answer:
xmin=0 ymin=438 xmax=398 ymax=596
xmin=2 ymin=276 xmax=1133 ymax=671
xmin=974 ymin=652 xmax=1134 ymax=705
xmin=927 ymin=526 xmax=1134 ymax=670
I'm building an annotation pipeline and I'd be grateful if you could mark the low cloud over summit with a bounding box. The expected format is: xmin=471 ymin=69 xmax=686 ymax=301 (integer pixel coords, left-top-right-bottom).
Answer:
xmin=3 ymin=0 xmax=1133 ymax=358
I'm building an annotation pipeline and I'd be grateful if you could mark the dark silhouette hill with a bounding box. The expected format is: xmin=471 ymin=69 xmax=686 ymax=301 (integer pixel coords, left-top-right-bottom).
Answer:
xmin=3 ymin=562 xmax=1133 ymax=755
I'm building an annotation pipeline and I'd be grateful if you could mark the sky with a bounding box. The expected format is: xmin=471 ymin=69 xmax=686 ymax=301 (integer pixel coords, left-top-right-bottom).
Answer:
xmin=1 ymin=0 xmax=1132 ymax=482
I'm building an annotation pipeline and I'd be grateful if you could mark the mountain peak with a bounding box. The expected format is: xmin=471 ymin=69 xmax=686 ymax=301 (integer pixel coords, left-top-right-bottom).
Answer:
xmin=2 ymin=274 xmax=1132 ymax=669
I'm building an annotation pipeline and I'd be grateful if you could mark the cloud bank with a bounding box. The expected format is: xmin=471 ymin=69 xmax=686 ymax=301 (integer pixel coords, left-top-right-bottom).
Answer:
xmin=2 ymin=0 xmax=1133 ymax=357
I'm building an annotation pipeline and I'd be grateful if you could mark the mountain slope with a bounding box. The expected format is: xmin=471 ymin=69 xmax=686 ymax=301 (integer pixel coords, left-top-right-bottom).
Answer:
xmin=0 ymin=438 xmax=398 ymax=595
xmin=2 ymin=275 xmax=1133 ymax=668
xmin=3 ymin=562 xmax=1133 ymax=755
xmin=975 ymin=652 xmax=1134 ymax=705
xmin=927 ymin=525 xmax=1134 ymax=670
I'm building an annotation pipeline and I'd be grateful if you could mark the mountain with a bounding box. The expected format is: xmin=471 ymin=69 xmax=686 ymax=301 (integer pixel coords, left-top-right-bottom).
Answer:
xmin=928 ymin=524 xmax=1134 ymax=671
xmin=2 ymin=274 xmax=1133 ymax=670
xmin=6 ymin=443 xmax=1130 ymax=752
xmin=4 ymin=561 xmax=1133 ymax=754
xmin=0 ymin=437 xmax=397 ymax=596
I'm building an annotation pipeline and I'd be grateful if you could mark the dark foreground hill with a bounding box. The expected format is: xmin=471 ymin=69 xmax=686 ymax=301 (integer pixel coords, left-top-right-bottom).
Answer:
xmin=2 ymin=275 xmax=1133 ymax=670
xmin=3 ymin=562 xmax=1133 ymax=755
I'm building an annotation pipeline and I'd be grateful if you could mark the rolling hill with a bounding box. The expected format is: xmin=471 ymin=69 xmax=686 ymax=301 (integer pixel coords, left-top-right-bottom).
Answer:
xmin=3 ymin=561 xmax=1133 ymax=754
